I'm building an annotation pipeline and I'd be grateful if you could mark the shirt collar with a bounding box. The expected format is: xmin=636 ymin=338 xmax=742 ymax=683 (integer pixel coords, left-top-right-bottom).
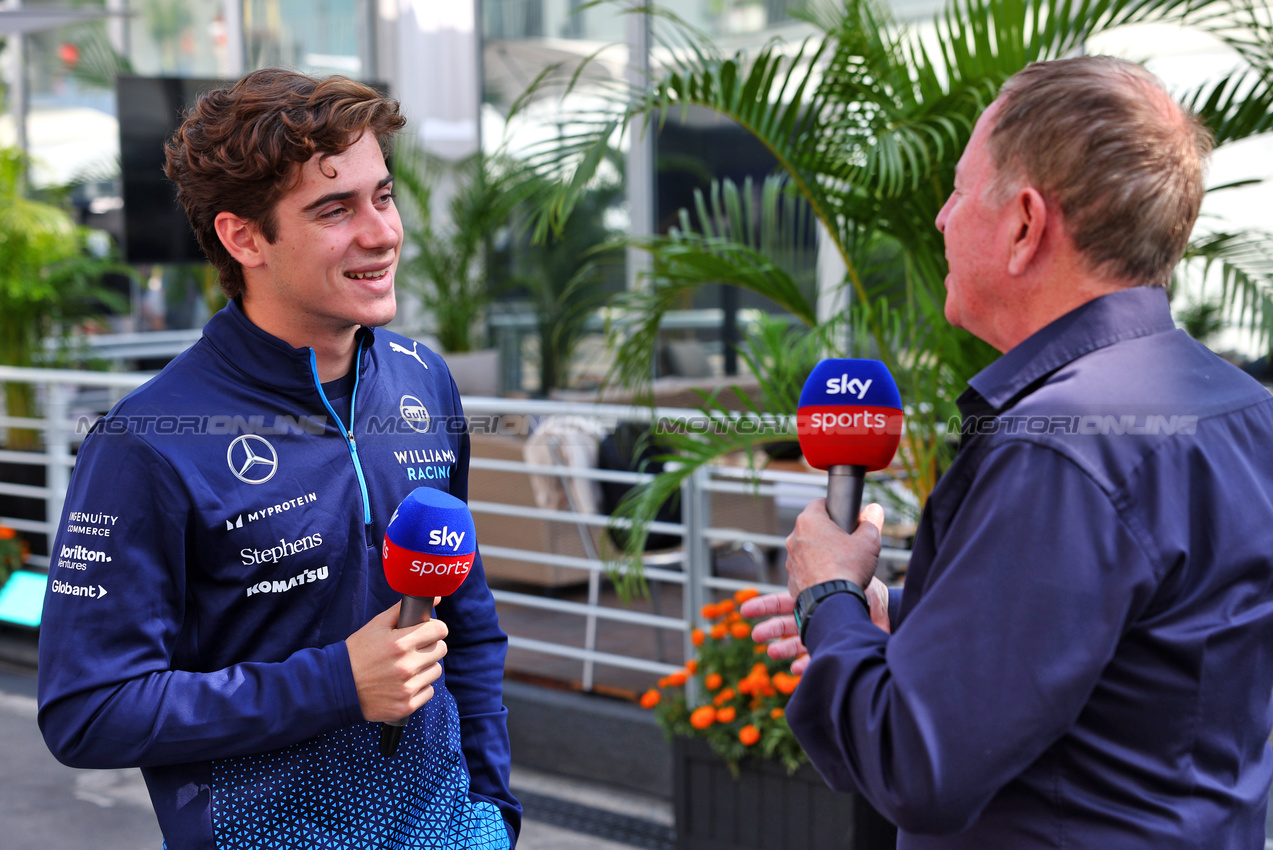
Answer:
xmin=962 ymin=286 xmax=1175 ymax=416
xmin=202 ymin=299 xmax=376 ymax=396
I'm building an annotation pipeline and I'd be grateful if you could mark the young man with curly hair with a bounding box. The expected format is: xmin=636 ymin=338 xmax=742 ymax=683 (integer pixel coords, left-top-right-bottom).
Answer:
xmin=37 ymin=69 xmax=520 ymax=849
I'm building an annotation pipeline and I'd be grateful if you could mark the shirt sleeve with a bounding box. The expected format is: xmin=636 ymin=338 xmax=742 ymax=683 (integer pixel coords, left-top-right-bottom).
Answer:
xmin=439 ymin=386 xmax=521 ymax=841
xmin=787 ymin=440 xmax=1159 ymax=834
xmin=887 ymin=585 xmax=903 ymax=630
xmin=37 ymin=426 xmax=363 ymax=769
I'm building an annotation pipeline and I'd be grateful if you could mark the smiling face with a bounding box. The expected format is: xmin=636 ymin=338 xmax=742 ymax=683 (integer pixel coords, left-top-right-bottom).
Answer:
xmin=237 ymin=132 xmax=402 ymax=356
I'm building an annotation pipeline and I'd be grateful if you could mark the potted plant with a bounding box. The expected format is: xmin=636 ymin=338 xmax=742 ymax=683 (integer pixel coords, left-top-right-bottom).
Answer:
xmin=393 ymin=143 xmax=539 ymax=395
xmin=642 ymin=587 xmax=896 ymax=850
xmin=492 ymin=156 xmax=625 ymax=396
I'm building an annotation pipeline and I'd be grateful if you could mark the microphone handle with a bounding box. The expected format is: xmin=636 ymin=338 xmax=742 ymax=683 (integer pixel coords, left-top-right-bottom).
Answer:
xmin=379 ymin=594 xmax=434 ymax=756
xmin=826 ymin=464 xmax=867 ymax=532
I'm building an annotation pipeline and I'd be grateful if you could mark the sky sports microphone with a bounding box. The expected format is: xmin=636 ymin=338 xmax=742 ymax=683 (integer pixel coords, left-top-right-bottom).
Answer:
xmin=379 ymin=486 xmax=477 ymax=756
xmin=797 ymin=359 xmax=904 ymax=532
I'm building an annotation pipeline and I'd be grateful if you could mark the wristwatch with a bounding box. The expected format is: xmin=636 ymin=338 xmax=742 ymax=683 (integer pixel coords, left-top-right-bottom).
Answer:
xmin=794 ymin=579 xmax=870 ymax=644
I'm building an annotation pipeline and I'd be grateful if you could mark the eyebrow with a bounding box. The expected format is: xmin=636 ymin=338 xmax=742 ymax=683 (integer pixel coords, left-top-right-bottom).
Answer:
xmin=301 ymin=175 xmax=394 ymax=214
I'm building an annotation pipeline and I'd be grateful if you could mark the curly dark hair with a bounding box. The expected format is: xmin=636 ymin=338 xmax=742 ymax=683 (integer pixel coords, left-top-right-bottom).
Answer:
xmin=164 ymin=68 xmax=406 ymax=299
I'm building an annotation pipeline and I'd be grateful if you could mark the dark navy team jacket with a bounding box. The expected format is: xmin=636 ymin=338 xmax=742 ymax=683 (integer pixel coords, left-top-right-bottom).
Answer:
xmin=790 ymin=287 xmax=1273 ymax=849
xmin=37 ymin=300 xmax=520 ymax=849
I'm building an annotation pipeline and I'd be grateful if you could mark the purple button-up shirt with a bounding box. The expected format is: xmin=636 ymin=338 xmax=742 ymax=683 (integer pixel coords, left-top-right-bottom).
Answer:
xmin=790 ymin=286 xmax=1273 ymax=849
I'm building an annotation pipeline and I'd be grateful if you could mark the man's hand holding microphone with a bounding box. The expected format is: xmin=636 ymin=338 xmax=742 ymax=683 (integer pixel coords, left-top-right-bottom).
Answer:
xmin=345 ymin=487 xmax=477 ymax=755
xmin=741 ymin=359 xmax=903 ymax=671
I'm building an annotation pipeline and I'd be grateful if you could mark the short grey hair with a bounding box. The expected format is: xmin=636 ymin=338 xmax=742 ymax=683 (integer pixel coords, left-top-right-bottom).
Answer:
xmin=989 ymin=56 xmax=1213 ymax=288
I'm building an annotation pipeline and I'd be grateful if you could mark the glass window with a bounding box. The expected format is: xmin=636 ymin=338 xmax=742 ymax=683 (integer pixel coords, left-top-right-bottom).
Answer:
xmin=244 ymin=0 xmax=372 ymax=77
xmin=125 ymin=0 xmax=232 ymax=78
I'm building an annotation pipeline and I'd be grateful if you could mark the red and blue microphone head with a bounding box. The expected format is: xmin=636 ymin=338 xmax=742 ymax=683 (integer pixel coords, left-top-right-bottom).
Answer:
xmin=382 ymin=487 xmax=477 ymax=601
xmin=797 ymin=358 xmax=904 ymax=472
xmin=379 ymin=487 xmax=477 ymax=756
xmin=797 ymin=359 xmax=904 ymax=531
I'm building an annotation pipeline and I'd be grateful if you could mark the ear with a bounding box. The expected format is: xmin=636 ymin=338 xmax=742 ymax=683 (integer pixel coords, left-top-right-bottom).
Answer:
xmin=213 ymin=212 xmax=267 ymax=269
xmin=1006 ymin=187 xmax=1048 ymax=276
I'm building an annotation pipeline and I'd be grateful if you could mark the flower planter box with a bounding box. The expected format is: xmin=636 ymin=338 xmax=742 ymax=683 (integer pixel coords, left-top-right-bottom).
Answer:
xmin=672 ymin=736 xmax=897 ymax=850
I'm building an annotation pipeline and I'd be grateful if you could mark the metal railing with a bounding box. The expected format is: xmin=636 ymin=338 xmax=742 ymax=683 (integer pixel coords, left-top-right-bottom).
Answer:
xmin=0 ymin=365 xmax=910 ymax=691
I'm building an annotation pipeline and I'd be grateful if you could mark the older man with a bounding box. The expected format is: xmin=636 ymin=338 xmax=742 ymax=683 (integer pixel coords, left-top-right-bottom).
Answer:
xmin=747 ymin=56 xmax=1273 ymax=848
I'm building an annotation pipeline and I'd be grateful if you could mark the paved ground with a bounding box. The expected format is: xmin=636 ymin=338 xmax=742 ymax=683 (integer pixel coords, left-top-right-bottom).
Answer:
xmin=5 ymin=654 xmax=1271 ymax=849
xmin=0 ymin=658 xmax=672 ymax=850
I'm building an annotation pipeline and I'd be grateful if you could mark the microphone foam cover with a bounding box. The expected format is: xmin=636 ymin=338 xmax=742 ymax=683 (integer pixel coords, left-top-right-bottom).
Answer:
xmin=382 ymin=487 xmax=477 ymax=598
xmin=797 ymin=358 xmax=904 ymax=472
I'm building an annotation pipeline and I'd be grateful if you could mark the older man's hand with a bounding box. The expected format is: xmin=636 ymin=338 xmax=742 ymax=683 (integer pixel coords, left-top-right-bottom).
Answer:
xmin=735 ymin=500 xmax=888 ymax=675
xmin=740 ymin=575 xmax=891 ymax=675
xmin=785 ymin=499 xmax=885 ymax=597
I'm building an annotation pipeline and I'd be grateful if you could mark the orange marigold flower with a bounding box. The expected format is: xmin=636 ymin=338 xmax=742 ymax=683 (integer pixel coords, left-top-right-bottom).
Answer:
xmin=726 ymin=611 xmax=742 ymax=623
xmin=704 ymin=672 xmax=723 ymax=691
xmin=770 ymin=707 xmax=785 ymax=719
xmin=739 ymin=724 xmax=761 ymax=746
xmin=640 ymin=689 xmax=661 ymax=709
xmin=713 ymin=687 xmax=736 ymax=706
xmin=685 ymin=659 xmax=698 ymax=674
xmin=751 ymin=662 xmax=769 ymax=677
xmin=710 ymin=623 xmax=728 ymax=640
xmin=773 ymin=672 xmax=798 ymax=695
xmin=734 ymin=587 xmax=760 ymax=604
xmin=657 ymin=676 xmax=671 ymax=688
xmin=0 ymin=526 xmax=14 ymax=540
xmin=667 ymin=670 xmax=688 ymax=687
xmin=716 ymin=599 xmax=736 ymax=615
xmin=690 ymin=706 xmax=716 ymax=729
xmin=700 ymin=602 xmax=719 ymax=620
xmin=737 ymin=678 xmax=754 ymax=696
xmin=691 ymin=628 xmax=706 ymax=647
xmin=716 ymin=706 xmax=736 ymax=723
xmin=753 ymin=644 xmax=768 ymax=654
xmin=730 ymin=621 xmax=752 ymax=640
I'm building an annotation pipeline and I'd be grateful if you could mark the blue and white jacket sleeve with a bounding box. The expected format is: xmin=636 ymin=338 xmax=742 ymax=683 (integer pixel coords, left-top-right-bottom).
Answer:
xmin=37 ymin=426 xmax=362 ymax=768
xmin=436 ymin=385 xmax=521 ymax=840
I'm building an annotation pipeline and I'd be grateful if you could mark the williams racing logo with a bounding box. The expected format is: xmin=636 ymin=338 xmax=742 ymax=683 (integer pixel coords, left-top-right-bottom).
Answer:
xmin=400 ymin=395 xmax=431 ymax=433
xmin=227 ymin=434 xmax=279 ymax=484
xmin=393 ymin=446 xmax=457 ymax=482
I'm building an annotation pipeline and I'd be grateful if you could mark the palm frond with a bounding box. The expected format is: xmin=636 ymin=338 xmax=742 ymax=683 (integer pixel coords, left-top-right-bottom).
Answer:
xmin=1183 ymin=68 xmax=1273 ymax=147
xmin=1181 ymin=230 xmax=1273 ymax=352
xmin=604 ymin=174 xmax=820 ymax=399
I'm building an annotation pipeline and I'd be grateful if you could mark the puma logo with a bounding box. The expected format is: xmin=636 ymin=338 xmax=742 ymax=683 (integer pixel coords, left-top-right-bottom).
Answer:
xmin=389 ymin=340 xmax=429 ymax=370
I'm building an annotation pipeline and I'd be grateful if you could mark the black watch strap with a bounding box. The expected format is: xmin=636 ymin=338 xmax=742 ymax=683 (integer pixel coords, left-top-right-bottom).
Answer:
xmin=795 ymin=579 xmax=870 ymax=644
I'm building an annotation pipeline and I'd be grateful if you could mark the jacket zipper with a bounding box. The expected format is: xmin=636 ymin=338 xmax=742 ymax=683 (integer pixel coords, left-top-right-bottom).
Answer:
xmin=310 ymin=343 xmax=372 ymax=525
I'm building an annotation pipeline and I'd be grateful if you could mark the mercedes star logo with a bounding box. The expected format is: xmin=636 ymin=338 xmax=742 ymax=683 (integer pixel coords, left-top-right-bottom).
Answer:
xmin=227 ymin=434 xmax=279 ymax=485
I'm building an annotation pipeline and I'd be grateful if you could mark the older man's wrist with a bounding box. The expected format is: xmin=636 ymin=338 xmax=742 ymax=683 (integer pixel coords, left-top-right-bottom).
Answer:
xmin=794 ymin=579 xmax=870 ymax=644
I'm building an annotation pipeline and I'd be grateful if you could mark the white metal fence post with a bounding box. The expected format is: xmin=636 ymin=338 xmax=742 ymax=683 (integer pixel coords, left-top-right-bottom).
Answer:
xmin=45 ymin=383 xmax=70 ymax=537
xmin=682 ymin=465 xmax=713 ymax=703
